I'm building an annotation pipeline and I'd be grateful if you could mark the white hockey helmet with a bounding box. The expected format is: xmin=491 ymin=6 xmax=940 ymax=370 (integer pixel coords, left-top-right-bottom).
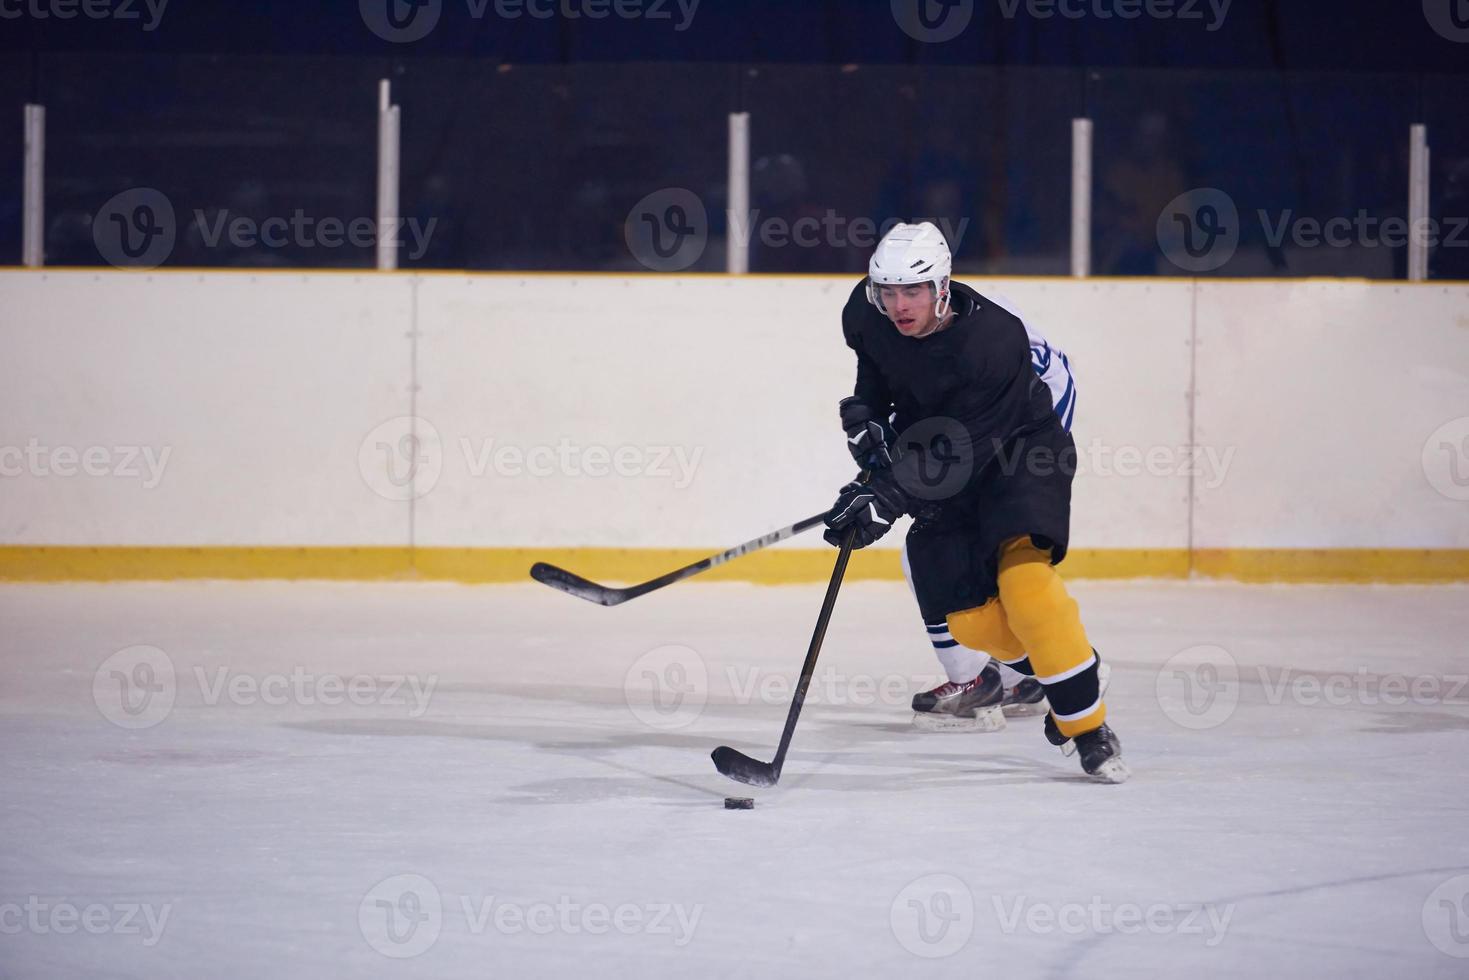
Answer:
xmin=865 ymin=221 xmax=953 ymax=321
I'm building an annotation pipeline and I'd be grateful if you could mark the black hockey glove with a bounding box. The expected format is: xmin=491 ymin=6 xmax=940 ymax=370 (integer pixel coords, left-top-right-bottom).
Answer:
xmin=839 ymin=396 xmax=898 ymax=470
xmin=823 ymin=471 xmax=909 ymax=549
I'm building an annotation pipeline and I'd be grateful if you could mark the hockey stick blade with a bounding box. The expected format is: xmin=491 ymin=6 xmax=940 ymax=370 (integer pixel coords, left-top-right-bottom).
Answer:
xmin=529 ymin=562 xmax=632 ymax=606
xmin=530 ymin=512 xmax=827 ymax=607
xmin=710 ymin=746 xmax=780 ymax=788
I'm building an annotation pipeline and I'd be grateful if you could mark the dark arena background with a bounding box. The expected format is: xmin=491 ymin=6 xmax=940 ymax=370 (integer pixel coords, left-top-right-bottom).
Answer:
xmin=2 ymin=3 xmax=1467 ymax=978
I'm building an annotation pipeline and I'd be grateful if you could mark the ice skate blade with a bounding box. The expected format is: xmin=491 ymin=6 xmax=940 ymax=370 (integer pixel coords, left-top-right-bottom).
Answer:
xmin=912 ymin=706 xmax=1006 ymax=733
xmin=1087 ymin=757 xmax=1131 ymax=784
xmin=1058 ymin=740 xmax=1077 ymax=758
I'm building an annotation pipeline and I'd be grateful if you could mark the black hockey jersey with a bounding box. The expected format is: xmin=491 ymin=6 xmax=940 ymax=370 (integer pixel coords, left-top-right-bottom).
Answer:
xmin=840 ymin=278 xmax=1062 ymax=502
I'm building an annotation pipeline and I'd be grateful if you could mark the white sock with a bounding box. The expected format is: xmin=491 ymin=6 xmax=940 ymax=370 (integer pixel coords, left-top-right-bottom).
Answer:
xmin=995 ymin=661 xmax=1028 ymax=689
xmin=903 ymin=538 xmax=992 ymax=683
xmin=922 ymin=620 xmax=990 ymax=682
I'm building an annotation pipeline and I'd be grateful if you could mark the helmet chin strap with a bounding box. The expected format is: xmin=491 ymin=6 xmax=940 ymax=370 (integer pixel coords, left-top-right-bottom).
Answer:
xmin=910 ymin=280 xmax=953 ymax=338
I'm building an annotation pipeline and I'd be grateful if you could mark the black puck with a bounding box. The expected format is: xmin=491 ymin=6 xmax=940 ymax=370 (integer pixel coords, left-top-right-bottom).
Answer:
xmin=724 ymin=797 xmax=754 ymax=810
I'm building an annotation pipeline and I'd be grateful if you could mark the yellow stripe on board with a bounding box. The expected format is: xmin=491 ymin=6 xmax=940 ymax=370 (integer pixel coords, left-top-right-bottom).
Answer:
xmin=2 ymin=547 xmax=1467 ymax=584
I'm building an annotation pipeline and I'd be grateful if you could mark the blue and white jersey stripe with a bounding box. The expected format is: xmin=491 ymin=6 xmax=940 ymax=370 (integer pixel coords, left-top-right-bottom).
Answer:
xmin=987 ymin=292 xmax=1077 ymax=432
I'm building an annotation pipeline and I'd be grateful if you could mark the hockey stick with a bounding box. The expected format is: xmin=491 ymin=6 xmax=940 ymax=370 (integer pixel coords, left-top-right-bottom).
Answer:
xmin=711 ymin=524 xmax=859 ymax=788
xmin=530 ymin=512 xmax=827 ymax=607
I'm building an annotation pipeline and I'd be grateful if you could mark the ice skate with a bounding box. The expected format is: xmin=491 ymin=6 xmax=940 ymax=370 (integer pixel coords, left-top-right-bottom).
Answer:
xmin=1074 ymin=724 xmax=1130 ymax=784
xmin=1000 ymin=675 xmax=1048 ymax=717
xmin=911 ymin=663 xmax=1006 ymax=732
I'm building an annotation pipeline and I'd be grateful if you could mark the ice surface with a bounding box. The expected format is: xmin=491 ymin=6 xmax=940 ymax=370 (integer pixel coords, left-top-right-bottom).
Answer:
xmin=2 ymin=579 xmax=1468 ymax=978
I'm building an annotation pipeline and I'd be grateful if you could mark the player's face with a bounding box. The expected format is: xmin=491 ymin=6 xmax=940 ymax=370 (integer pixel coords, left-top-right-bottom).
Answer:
xmin=878 ymin=283 xmax=938 ymax=337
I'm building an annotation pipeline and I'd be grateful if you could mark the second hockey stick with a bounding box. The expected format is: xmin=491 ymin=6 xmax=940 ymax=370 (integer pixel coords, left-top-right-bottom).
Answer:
xmin=530 ymin=512 xmax=827 ymax=607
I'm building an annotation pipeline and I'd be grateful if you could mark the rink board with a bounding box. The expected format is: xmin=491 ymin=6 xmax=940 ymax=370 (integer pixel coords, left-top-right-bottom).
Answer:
xmin=1 ymin=271 xmax=1466 ymax=582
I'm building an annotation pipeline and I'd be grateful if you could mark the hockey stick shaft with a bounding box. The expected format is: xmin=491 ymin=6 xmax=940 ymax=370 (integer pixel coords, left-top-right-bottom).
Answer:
xmin=765 ymin=524 xmax=858 ymax=778
xmin=712 ymin=481 xmax=866 ymax=787
xmin=531 ymin=511 xmax=827 ymax=606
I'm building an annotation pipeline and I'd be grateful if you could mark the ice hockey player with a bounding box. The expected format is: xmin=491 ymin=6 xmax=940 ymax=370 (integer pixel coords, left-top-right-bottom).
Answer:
xmin=894 ymin=289 xmax=1077 ymax=733
xmin=821 ymin=221 xmax=1128 ymax=783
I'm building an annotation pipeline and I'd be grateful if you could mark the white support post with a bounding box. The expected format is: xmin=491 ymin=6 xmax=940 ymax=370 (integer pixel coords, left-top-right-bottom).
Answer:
xmin=1071 ymin=118 xmax=1093 ymax=279
xmin=1408 ymin=124 xmax=1430 ymax=282
xmin=376 ymin=80 xmax=402 ymax=272
xmin=23 ymin=104 xmax=45 ymax=268
xmin=726 ymin=111 xmax=751 ymax=275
